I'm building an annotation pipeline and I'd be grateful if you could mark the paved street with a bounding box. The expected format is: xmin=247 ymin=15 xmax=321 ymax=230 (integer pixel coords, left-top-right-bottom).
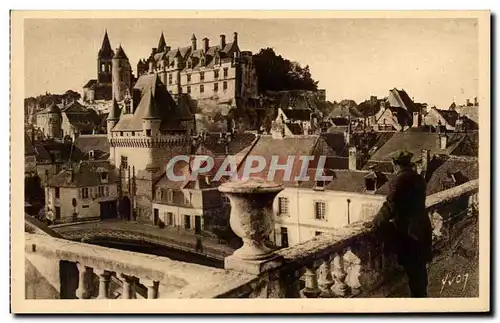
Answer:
xmin=53 ymin=219 xmax=236 ymax=261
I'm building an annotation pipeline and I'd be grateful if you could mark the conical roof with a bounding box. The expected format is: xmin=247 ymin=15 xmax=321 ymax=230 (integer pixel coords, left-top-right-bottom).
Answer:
xmin=113 ymin=44 xmax=129 ymax=60
xmin=157 ymin=32 xmax=167 ymax=52
xmin=107 ymin=98 xmax=121 ymax=120
xmin=143 ymin=88 xmax=160 ymax=119
xmin=98 ymin=30 xmax=114 ymax=59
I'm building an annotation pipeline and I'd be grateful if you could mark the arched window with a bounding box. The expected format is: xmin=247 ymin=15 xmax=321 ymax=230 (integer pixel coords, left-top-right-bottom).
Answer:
xmin=101 ymin=64 xmax=105 ymax=72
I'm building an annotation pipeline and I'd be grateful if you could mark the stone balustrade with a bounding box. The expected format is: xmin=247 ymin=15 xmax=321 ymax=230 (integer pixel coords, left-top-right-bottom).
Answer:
xmin=215 ymin=179 xmax=479 ymax=298
xmin=25 ymin=232 xmax=256 ymax=299
xmin=24 ymin=178 xmax=478 ymax=299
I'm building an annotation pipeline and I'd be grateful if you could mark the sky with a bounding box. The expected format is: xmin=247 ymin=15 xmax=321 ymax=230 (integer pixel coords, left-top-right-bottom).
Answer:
xmin=24 ymin=18 xmax=478 ymax=108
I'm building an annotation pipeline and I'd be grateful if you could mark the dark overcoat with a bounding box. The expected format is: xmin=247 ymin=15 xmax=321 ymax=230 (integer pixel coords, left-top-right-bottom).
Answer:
xmin=373 ymin=167 xmax=433 ymax=264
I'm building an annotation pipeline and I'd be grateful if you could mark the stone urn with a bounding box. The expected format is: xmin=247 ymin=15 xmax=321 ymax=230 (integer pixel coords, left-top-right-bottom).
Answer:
xmin=219 ymin=178 xmax=283 ymax=261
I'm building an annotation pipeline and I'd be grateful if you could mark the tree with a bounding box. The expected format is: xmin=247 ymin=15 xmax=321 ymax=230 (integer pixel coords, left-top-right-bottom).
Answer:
xmin=253 ymin=48 xmax=318 ymax=92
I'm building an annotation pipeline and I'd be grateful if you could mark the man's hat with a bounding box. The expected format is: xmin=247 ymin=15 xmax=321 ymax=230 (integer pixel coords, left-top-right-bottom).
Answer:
xmin=390 ymin=149 xmax=414 ymax=165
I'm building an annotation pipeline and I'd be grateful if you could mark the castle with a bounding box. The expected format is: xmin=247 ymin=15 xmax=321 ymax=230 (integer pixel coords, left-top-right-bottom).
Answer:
xmin=81 ymin=30 xmax=259 ymax=221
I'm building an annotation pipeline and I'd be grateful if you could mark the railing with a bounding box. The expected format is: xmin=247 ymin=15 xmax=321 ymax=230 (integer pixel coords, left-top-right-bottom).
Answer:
xmin=25 ymin=231 xmax=256 ymax=299
xmin=214 ymin=179 xmax=479 ymax=298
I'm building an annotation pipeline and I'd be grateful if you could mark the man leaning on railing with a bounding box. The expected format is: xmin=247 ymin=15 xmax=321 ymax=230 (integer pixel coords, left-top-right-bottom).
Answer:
xmin=365 ymin=149 xmax=433 ymax=298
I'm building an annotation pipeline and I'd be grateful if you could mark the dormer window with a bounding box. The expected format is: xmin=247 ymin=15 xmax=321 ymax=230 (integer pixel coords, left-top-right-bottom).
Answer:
xmin=89 ymin=150 xmax=95 ymax=160
xmin=201 ymin=58 xmax=205 ymax=67
xmin=97 ymin=167 xmax=108 ymax=183
xmin=365 ymin=177 xmax=376 ymax=191
xmin=187 ymin=61 xmax=192 ymax=69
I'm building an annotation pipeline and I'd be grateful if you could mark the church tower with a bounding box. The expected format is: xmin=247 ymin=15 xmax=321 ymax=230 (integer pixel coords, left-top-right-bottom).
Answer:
xmin=97 ymin=30 xmax=114 ymax=84
xmin=112 ymin=44 xmax=133 ymax=102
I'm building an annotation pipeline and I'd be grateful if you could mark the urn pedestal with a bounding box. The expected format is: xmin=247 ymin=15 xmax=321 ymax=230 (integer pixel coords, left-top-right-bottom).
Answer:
xmin=219 ymin=178 xmax=284 ymax=274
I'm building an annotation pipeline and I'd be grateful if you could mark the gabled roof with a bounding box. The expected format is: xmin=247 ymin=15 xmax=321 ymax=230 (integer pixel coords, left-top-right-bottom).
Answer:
xmin=47 ymin=160 xmax=118 ymax=188
xmin=280 ymin=108 xmax=312 ymax=121
xmin=83 ymin=79 xmax=97 ymax=89
xmin=73 ymin=134 xmax=110 ymax=160
xmin=38 ymin=102 xmax=61 ymax=114
xmin=284 ymin=123 xmax=304 ymax=135
xmin=388 ymin=88 xmax=417 ymax=113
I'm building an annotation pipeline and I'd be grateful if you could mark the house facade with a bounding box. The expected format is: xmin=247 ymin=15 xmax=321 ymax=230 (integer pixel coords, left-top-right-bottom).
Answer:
xmin=45 ymin=161 xmax=119 ymax=223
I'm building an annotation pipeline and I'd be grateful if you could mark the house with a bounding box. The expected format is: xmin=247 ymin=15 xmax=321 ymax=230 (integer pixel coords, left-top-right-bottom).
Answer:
xmin=271 ymin=168 xmax=393 ymax=247
xmin=151 ymin=132 xmax=257 ymax=236
xmin=73 ymin=134 xmax=110 ymax=161
xmin=271 ymin=107 xmax=318 ymax=137
xmin=271 ymin=153 xmax=479 ymax=247
xmin=423 ymin=107 xmax=478 ymax=132
xmin=45 ymin=161 xmax=119 ymax=223
xmin=373 ymin=88 xmax=419 ymax=131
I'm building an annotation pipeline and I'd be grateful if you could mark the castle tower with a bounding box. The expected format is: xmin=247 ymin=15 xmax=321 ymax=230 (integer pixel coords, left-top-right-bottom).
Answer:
xmin=46 ymin=102 xmax=62 ymax=139
xmin=142 ymin=89 xmax=161 ymax=137
xmin=112 ymin=44 xmax=132 ymax=102
xmin=107 ymin=98 xmax=121 ymax=139
xmin=97 ymin=30 xmax=114 ymax=84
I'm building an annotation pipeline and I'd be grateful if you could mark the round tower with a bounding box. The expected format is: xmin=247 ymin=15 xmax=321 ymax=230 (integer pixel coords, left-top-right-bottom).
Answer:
xmin=107 ymin=98 xmax=121 ymax=139
xmin=46 ymin=102 xmax=62 ymax=138
xmin=112 ymin=45 xmax=132 ymax=102
xmin=142 ymin=89 xmax=161 ymax=137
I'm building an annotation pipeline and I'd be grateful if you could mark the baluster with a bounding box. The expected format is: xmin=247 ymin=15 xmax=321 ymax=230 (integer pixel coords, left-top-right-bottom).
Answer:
xmin=94 ymin=269 xmax=111 ymax=299
xmin=143 ymin=279 xmax=159 ymax=299
xmin=75 ymin=263 xmax=91 ymax=299
xmin=318 ymin=255 xmax=335 ymax=297
xmin=118 ymin=273 xmax=136 ymax=299
xmin=332 ymin=252 xmax=350 ymax=297
xmin=301 ymin=264 xmax=321 ymax=298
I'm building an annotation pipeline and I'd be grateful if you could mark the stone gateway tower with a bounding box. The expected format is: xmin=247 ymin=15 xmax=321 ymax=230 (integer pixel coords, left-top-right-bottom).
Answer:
xmin=107 ymin=73 xmax=195 ymax=221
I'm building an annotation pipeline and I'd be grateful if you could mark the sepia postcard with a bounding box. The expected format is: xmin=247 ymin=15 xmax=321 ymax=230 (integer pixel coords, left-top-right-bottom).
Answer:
xmin=11 ymin=10 xmax=490 ymax=314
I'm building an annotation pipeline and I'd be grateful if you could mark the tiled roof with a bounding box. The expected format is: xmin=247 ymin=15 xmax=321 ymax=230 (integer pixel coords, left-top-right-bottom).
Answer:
xmin=237 ymin=135 xmax=320 ymax=184
xmin=47 ymin=160 xmax=118 ymax=188
xmin=32 ymin=140 xmax=76 ymax=164
xmin=281 ymin=109 xmax=311 ymax=121
xmin=316 ymin=133 xmax=348 ymax=157
xmin=297 ymin=169 xmax=394 ymax=195
xmin=83 ymin=79 xmax=97 ymax=88
xmin=285 ymin=123 xmax=304 ymax=135
xmin=196 ymin=133 xmax=257 ymax=156
xmin=435 ymin=109 xmax=460 ymax=127
xmin=369 ymin=132 xmax=467 ymax=162
xmin=73 ymin=134 xmax=110 ymax=160
xmin=426 ymin=156 xmax=479 ymax=195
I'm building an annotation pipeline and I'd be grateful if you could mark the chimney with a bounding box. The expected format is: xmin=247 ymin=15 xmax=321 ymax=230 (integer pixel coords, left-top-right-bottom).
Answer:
xmin=220 ymin=34 xmax=226 ymax=48
xmin=466 ymin=98 xmax=471 ymax=106
xmin=202 ymin=37 xmax=209 ymax=52
xmin=233 ymin=32 xmax=238 ymax=44
xmin=191 ymin=34 xmax=197 ymax=50
xmin=412 ymin=112 xmax=420 ymax=128
xmin=474 ymin=97 xmax=478 ymax=106
xmin=439 ymin=134 xmax=448 ymax=150
xmin=151 ymin=48 xmax=157 ymax=56
xmin=348 ymin=146 xmax=358 ymax=170
xmin=421 ymin=149 xmax=430 ymax=174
